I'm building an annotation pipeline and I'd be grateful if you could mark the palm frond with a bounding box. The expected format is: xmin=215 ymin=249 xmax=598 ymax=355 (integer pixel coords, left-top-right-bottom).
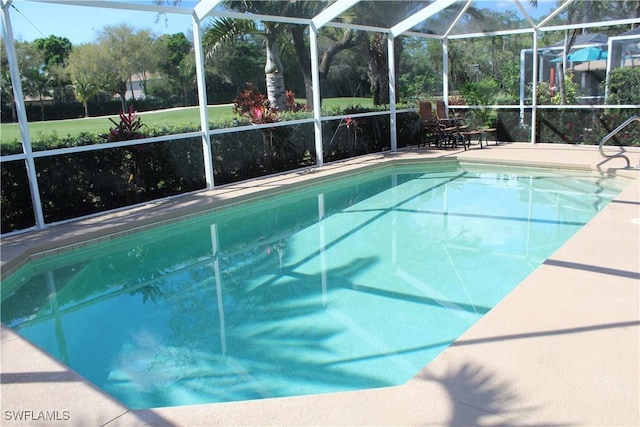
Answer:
xmin=203 ymin=17 xmax=258 ymax=57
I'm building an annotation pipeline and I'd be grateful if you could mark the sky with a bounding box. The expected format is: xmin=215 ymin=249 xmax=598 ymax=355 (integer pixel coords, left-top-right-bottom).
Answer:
xmin=6 ymin=0 xmax=195 ymax=44
xmin=4 ymin=0 xmax=557 ymax=45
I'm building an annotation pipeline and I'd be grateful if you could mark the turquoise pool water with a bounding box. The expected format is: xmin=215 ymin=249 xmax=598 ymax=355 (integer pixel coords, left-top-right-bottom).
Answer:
xmin=1 ymin=163 xmax=628 ymax=409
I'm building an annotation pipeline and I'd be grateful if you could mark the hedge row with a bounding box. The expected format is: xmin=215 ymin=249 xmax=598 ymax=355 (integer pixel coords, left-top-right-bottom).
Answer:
xmin=1 ymin=109 xmax=411 ymax=233
xmin=4 ymin=107 xmax=637 ymax=233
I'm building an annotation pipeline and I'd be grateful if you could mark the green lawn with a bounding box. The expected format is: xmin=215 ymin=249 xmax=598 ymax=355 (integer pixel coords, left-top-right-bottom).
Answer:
xmin=0 ymin=98 xmax=373 ymax=144
xmin=0 ymin=105 xmax=234 ymax=143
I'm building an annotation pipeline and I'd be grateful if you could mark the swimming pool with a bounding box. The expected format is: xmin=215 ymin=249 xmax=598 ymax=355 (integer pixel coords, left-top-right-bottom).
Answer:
xmin=0 ymin=162 xmax=629 ymax=409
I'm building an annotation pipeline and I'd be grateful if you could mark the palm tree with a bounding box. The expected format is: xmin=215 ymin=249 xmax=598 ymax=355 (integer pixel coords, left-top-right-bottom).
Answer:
xmin=71 ymin=79 xmax=98 ymax=118
xmin=204 ymin=1 xmax=292 ymax=111
xmin=22 ymin=68 xmax=55 ymax=121
xmin=204 ymin=1 xmax=358 ymax=110
xmin=176 ymin=58 xmax=196 ymax=107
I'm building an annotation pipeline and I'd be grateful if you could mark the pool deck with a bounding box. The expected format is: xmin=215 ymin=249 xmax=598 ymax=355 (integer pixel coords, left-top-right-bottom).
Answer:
xmin=1 ymin=143 xmax=639 ymax=426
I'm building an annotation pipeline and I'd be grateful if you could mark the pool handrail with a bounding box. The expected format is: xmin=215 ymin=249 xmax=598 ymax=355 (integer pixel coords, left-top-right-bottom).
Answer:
xmin=598 ymin=116 xmax=640 ymax=168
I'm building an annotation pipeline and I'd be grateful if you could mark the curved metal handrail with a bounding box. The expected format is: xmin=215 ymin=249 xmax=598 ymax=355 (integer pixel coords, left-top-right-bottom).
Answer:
xmin=598 ymin=116 xmax=640 ymax=168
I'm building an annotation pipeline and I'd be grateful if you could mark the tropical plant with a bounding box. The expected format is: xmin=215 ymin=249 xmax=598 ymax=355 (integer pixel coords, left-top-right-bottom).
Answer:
xmin=100 ymin=106 xmax=148 ymax=142
xmin=232 ymin=83 xmax=268 ymax=118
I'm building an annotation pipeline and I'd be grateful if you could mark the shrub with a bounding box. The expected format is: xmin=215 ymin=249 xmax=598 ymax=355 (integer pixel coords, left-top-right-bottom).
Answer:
xmin=606 ymin=67 xmax=640 ymax=105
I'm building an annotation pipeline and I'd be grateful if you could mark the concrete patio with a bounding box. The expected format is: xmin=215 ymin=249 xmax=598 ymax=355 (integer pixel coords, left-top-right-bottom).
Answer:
xmin=2 ymin=143 xmax=639 ymax=426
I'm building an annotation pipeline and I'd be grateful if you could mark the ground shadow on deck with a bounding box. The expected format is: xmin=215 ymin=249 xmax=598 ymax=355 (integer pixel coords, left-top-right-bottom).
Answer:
xmin=415 ymin=362 xmax=558 ymax=427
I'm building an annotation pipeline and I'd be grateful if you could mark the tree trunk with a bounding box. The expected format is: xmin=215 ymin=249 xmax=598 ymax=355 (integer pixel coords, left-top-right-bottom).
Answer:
xmin=39 ymin=97 xmax=45 ymax=121
xmin=83 ymin=100 xmax=89 ymax=118
xmin=117 ymin=80 xmax=127 ymax=111
xmin=290 ymin=26 xmax=314 ymax=108
xmin=129 ymin=75 xmax=136 ymax=101
xmin=264 ymin=30 xmax=286 ymax=111
xmin=370 ymin=32 xmax=389 ymax=105
xmin=290 ymin=26 xmax=361 ymax=110
xmin=266 ymin=72 xmax=286 ymax=112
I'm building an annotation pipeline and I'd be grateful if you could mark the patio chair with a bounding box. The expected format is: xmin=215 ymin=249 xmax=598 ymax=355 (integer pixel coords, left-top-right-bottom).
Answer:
xmin=448 ymin=108 xmax=494 ymax=149
xmin=435 ymin=100 xmax=466 ymax=130
xmin=418 ymin=101 xmax=442 ymax=147
xmin=418 ymin=101 xmax=459 ymax=149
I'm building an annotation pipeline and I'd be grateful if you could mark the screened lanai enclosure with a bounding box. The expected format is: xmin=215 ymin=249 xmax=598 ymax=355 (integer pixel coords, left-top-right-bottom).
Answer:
xmin=1 ymin=0 xmax=639 ymax=234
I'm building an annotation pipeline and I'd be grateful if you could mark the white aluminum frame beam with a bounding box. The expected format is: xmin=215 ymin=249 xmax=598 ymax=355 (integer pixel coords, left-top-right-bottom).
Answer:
xmin=194 ymin=0 xmax=224 ymax=21
xmin=1 ymin=0 xmax=45 ymax=228
xmin=447 ymin=27 xmax=534 ymax=39
xmin=441 ymin=0 xmax=471 ymax=112
xmin=390 ymin=0 xmax=457 ymax=38
xmin=310 ymin=0 xmax=361 ymax=164
xmin=542 ymin=18 xmax=640 ymax=33
xmin=388 ymin=33 xmax=397 ymax=151
xmin=311 ymin=0 xmax=359 ymax=30
xmin=444 ymin=0 xmax=472 ymax=38
xmin=192 ymin=14 xmax=215 ymax=189
xmin=388 ymin=0 xmax=457 ymax=151
xmin=537 ymin=0 xmax=576 ymax=29
xmin=309 ymin=27 xmax=324 ymax=165
xmin=531 ymin=30 xmax=539 ymax=144
xmin=514 ymin=0 xmax=537 ymax=30
xmin=26 ymin=0 xmax=192 ymax=15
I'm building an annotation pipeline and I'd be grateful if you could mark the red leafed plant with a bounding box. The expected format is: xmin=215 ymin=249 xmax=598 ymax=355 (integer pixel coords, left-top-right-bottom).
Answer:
xmin=101 ymin=106 xmax=147 ymax=142
xmin=285 ymin=90 xmax=308 ymax=112
xmin=233 ymin=84 xmax=308 ymax=126
xmin=232 ymin=83 xmax=268 ymax=119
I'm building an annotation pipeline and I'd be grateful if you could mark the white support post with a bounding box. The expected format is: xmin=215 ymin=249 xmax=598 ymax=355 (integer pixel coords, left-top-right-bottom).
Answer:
xmin=443 ymin=37 xmax=449 ymax=105
xmin=1 ymin=1 xmax=45 ymax=229
xmin=310 ymin=24 xmax=324 ymax=166
xmin=605 ymin=38 xmax=613 ymax=100
xmin=388 ymin=33 xmax=397 ymax=151
xmin=531 ymin=30 xmax=539 ymax=144
xmin=519 ymin=48 xmax=526 ymax=127
xmin=192 ymin=15 xmax=215 ymax=189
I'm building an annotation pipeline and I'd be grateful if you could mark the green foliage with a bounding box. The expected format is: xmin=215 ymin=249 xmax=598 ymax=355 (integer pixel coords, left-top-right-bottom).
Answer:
xmin=535 ymin=108 xmax=640 ymax=145
xmin=32 ymin=35 xmax=72 ymax=69
xmin=460 ymin=78 xmax=500 ymax=126
xmin=498 ymin=61 xmax=521 ymax=102
xmin=606 ymin=67 xmax=640 ymax=105
xmin=460 ymin=78 xmax=500 ymax=105
xmin=535 ymin=72 xmax=579 ymax=105
xmin=206 ymin=39 xmax=265 ymax=92
xmin=156 ymin=33 xmax=191 ymax=80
